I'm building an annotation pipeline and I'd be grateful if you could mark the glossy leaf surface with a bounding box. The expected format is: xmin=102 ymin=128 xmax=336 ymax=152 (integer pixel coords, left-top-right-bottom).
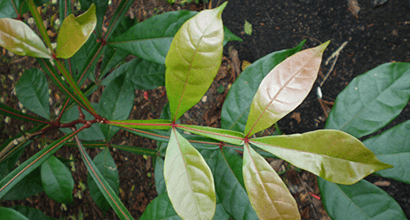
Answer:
xmin=0 ymin=18 xmax=51 ymax=58
xmin=251 ymin=129 xmax=392 ymax=184
xmin=243 ymin=143 xmax=300 ymax=220
xmin=41 ymin=156 xmax=74 ymax=203
xmin=164 ymin=129 xmax=216 ymax=219
xmin=326 ymin=62 xmax=410 ymax=138
xmin=318 ymin=178 xmax=407 ymax=220
xmin=98 ymin=74 xmax=134 ymax=140
xmin=363 ymin=120 xmax=410 ymax=184
xmin=221 ymin=41 xmax=305 ymax=132
xmin=56 ymin=4 xmax=97 ymax=58
xmin=166 ymin=3 xmax=226 ymax=121
xmin=0 ymin=207 xmax=28 ymax=220
xmin=76 ymin=138 xmax=133 ymax=219
xmin=2 ymin=168 xmax=43 ymax=201
xmin=101 ymin=57 xmax=166 ymax=90
xmin=177 ymin=124 xmax=244 ymax=145
xmin=109 ymin=10 xmax=197 ymax=64
xmin=245 ymin=41 xmax=329 ymax=136
xmin=88 ymin=148 xmax=120 ymax=212
xmin=15 ymin=68 xmax=50 ymax=119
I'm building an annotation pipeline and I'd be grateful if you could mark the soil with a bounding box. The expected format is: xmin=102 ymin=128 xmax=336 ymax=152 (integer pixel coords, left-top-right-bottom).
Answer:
xmin=1 ymin=0 xmax=410 ymax=219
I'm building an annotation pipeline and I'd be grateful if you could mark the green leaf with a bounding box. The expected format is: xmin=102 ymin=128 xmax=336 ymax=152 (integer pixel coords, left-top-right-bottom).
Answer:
xmin=59 ymin=0 xmax=72 ymax=20
xmin=214 ymin=148 xmax=258 ymax=219
xmin=12 ymin=206 xmax=57 ymax=220
xmin=140 ymin=192 xmax=182 ymax=220
xmin=59 ymin=103 xmax=105 ymax=141
xmin=88 ymin=148 xmax=120 ymax=212
xmin=166 ymin=3 xmax=226 ymax=122
xmin=243 ymin=143 xmax=300 ymax=220
xmin=1 ymin=168 xmax=43 ymax=201
xmin=103 ymin=0 xmax=134 ymax=40
xmin=318 ymin=178 xmax=407 ymax=220
xmin=98 ymin=73 xmax=134 ymax=140
xmin=75 ymin=138 xmax=133 ymax=219
xmin=0 ymin=207 xmax=29 ymax=220
xmin=244 ymin=20 xmax=252 ymax=35
xmin=164 ymin=128 xmax=216 ymax=219
xmin=15 ymin=68 xmax=50 ymax=119
xmin=326 ymin=62 xmax=410 ymax=138
xmin=0 ymin=103 xmax=50 ymax=124
xmin=221 ymin=41 xmax=305 ymax=132
xmin=93 ymin=0 xmax=109 ymax=38
xmin=0 ymin=18 xmax=51 ymax=58
xmin=245 ymin=41 xmax=330 ymax=136
xmin=41 ymin=156 xmax=74 ymax=203
xmin=177 ymin=124 xmax=244 ymax=145
xmin=251 ymin=129 xmax=392 ymax=185
xmin=56 ymin=4 xmax=97 ymax=58
xmin=67 ymin=34 xmax=98 ymax=81
xmin=363 ymin=120 xmax=410 ymax=184
xmin=100 ymin=47 xmax=129 ymax=79
xmin=0 ymin=0 xmax=48 ymax=19
xmin=223 ymin=26 xmax=242 ymax=46
xmin=109 ymin=10 xmax=197 ymax=64
xmin=101 ymin=57 xmax=166 ymax=90
xmin=154 ymin=156 xmax=166 ymax=196
xmin=111 ymin=144 xmax=157 ymax=157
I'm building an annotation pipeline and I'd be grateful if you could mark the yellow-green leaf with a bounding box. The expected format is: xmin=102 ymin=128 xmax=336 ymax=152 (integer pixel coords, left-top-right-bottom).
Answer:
xmin=243 ymin=143 xmax=300 ymax=220
xmin=166 ymin=2 xmax=226 ymax=122
xmin=164 ymin=128 xmax=216 ymax=220
xmin=244 ymin=41 xmax=329 ymax=137
xmin=56 ymin=4 xmax=96 ymax=58
xmin=250 ymin=129 xmax=393 ymax=185
xmin=244 ymin=20 xmax=252 ymax=35
xmin=0 ymin=18 xmax=51 ymax=58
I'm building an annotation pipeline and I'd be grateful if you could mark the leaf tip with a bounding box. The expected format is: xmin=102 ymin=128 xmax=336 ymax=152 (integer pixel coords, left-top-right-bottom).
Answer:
xmin=217 ymin=1 xmax=228 ymax=12
xmin=318 ymin=40 xmax=331 ymax=53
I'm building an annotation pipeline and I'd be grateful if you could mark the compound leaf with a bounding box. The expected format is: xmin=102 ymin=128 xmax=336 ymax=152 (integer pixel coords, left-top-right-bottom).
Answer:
xmin=15 ymin=68 xmax=50 ymax=119
xmin=41 ymin=156 xmax=74 ymax=204
xmin=243 ymin=143 xmax=300 ymax=220
xmin=56 ymin=4 xmax=97 ymax=58
xmin=166 ymin=3 xmax=226 ymax=121
xmin=221 ymin=41 xmax=305 ymax=132
xmin=325 ymin=62 xmax=410 ymax=138
xmin=245 ymin=41 xmax=329 ymax=136
xmin=88 ymin=148 xmax=119 ymax=212
xmin=164 ymin=128 xmax=216 ymax=219
xmin=363 ymin=119 xmax=410 ymax=184
xmin=251 ymin=129 xmax=392 ymax=185
xmin=318 ymin=178 xmax=407 ymax=220
xmin=0 ymin=18 xmax=51 ymax=58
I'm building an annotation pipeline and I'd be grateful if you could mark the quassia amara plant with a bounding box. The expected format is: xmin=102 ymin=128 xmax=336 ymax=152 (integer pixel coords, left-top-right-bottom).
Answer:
xmin=0 ymin=0 xmax=408 ymax=219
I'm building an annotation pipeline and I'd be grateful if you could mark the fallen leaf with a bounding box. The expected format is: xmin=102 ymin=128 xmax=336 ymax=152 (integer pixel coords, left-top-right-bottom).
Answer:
xmin=347 ymin=0 xmax=360 ymax=18
xmin=290 ymin=112 xmax=302 ymax=123
xmin=244 ymin=20 xmax=252 ymax=35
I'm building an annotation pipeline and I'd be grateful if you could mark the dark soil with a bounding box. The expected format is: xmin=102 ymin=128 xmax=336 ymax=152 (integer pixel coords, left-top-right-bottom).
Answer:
xmin=1 ymin=0 xmax=410 ymax=219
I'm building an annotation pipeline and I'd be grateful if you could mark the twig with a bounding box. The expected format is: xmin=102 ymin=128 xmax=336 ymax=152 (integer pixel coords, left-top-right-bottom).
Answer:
xmin=320 ymin=41 xmax=348 ymax=87
xmin=0 ymin=130 xmax=42 ymax=160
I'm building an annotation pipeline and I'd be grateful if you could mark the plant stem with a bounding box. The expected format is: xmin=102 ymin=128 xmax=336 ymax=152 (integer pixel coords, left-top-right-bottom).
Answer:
xmin=27 ymin=0 xmax=53 ymax=53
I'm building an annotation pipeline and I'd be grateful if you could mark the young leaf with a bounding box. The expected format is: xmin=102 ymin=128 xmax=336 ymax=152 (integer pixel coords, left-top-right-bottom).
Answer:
xmin=0 ymin=207 xmax=29 ymax=220
xmin=244 ymin=41 xmax=330 ymax=137
xmin=244 ymin=20 xmax=252 ymax=35
xmin=242 ymin=143 xmax=300 ymax=220
xmin=56 ymin=4 xmax=97 ymax=58
xmin=166 ymin=3 xmax=227 ymax=122
xmin=318 ymin=178 xmax=407 ymax=220
xmin=41 ymin=156 xmax=74 ymax=204
xmin=251 ymin=129 xmax=392 ymax=185
xmin=325 ymin=62 xmax=410 ymax=138
xmin=164 ymin=128 xmax=216 ymax=219
xmin=0 ymin=18 xmax=51 ymax=58
xmin=75 ymin=137 xmax=133 ymax=219
xmin=15 ymin=68 xmax=50 ymax=119
xmin=98 ymin=74 xmax=134 ymax=140
xmin=177 ymin=124 xmax=244 ymax=145
xmin=221 ymin=41 xmax=305 ymax=132
xmin=108 ymin=10 xmax=197 ymax=64
xmin=88 ymin=148 xmax=120 ymax=212
xmin=363 ymin=120 xmax=410 ymax=184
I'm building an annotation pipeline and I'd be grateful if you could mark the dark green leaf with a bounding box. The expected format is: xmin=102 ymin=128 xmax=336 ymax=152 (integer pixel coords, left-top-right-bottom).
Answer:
xmin=363 ymin=120 xmax=410 ymax=184
xmin=100 ymin=47 xmax=129 ymax=79
xmin=67 ymin=34 xmax=97 ymax=81
xmin=0 ymin=207 xmax=28 ymax=220
xmin=88 ymin=148 xmax=119 ymax=212
xmin=140 ymin=192 xmax=182 ymax=220
xmin=15 ymin=68 xmax=50 ymax=119
xmin=104 ymin=0 xmax=134 ymax=40
xmin=318 ymin=178 xmax=407 ymax=220
xmin=59 ymin=0 xmax=72 ymax=20
xmin=0 ymin=103 xmax=50 ymax=124
xmin=2 ymin=168 xmax=43 ymax=200
xmin=111 ymin=144 xmax=157 ymax=157
xmin=98 ymin=74 xmax=134 ymax=140
xmin=221 ymin=147 xmax=245 ymax=188
xmin=94 ymin=0 xmax=109 ymax=38
xmin=154 ymin=156 xmax=166 ymax=195
xmin=325 ymin=62 xmax=410 ymax=138
xmin=101 ymin=57 xmax=166 ymax=90
xmin=223 ymin=26 xmax=242 ymax=46
xmin=12 ymin=206 xmax=57 ymax=220
xmin=221 ymin=40 xmax=305 ymax=132
xmin=109 ymin=10 xmax=197 ymax=64
xmin=41 ymin=156 xmax=74 ymax=203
